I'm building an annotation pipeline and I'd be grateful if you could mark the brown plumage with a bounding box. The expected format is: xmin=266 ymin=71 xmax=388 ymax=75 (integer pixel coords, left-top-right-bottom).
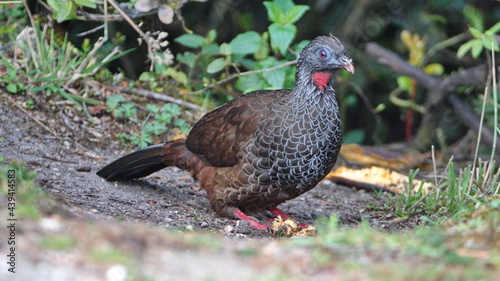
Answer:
xmin=97 ymin=36 xmax=354 ymax=229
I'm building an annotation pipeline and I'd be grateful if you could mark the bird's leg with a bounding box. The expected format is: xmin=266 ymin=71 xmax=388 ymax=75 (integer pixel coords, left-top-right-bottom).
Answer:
xmin=233 ymin=208 xmax=270 ymax=230
xmin=268 ymin=207 xmax=293 ymax=220
xmin=268 ymin=207 xmax=310 ymax=229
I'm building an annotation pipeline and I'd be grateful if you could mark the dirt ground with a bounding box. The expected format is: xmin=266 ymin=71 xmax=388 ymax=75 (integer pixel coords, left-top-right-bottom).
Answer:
xmin=0 ymin=93 xmax=422 ymax=280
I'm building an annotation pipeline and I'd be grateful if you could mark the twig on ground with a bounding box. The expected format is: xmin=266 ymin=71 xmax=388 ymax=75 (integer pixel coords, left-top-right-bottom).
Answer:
xmin=365 ymin=42 xmax=500 ymax=153
xmin=10 ymin=100 xmax=58 ymax=136
xmin=43 ymin=155 xmax=79 ymax=164
xmin=117 ymin=87 xmax=206 ymax=112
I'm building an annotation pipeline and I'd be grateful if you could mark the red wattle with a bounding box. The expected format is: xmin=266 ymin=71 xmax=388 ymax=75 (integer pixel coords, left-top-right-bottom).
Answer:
xmin=312 ymin=71 xmax=332 ymax=90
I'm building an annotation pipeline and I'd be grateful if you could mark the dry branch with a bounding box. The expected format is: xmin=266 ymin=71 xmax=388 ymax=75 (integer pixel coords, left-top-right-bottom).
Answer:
xmin=120 ymin=88 xmax=206 ymax=113
xmin=365 ymin=42 xmax=500 ymax=153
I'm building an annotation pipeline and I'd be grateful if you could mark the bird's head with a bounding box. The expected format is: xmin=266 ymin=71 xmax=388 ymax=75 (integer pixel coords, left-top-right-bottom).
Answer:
xmin=296 ymin=36 xmax=354 ymax=91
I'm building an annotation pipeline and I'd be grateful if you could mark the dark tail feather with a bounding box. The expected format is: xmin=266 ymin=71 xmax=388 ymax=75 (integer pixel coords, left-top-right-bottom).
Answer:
xmin=97 ymin=143 xmax=170 ymax=181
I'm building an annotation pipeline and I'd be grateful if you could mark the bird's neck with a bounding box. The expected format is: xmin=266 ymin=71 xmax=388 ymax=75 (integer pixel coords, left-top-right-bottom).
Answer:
xmin=311 ymin=71 xmax=332 ymax=91
xmin=290 ymin=70 xmax=338 ymax=110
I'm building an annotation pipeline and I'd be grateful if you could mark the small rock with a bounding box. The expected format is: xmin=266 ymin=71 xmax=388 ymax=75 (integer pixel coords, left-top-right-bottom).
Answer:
xmin=311 ymin=209 xmax=325 ymax=219
xmin=63 ymin=140 xmax=71 ymax=148
xmin=88 ymin=105 xmax=107 ymax=117
xmin=38 ymin=217 xmax=63 ymax=232
xmin=224 ymin=225 xmax=235 ymax=235
xmin=106 ymin=264 xmax=127 ymax=281
xmin=75 ymin=166 xmax=92 ymax=172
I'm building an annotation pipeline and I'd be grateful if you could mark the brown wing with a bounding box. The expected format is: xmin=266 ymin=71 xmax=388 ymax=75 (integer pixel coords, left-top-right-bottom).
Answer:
xmin=186 ymin=89 xmax=291 ymax=167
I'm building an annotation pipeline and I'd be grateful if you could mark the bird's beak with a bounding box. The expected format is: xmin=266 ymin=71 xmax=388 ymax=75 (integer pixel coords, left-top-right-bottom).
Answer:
xmin=340 ymin=56 xmax=355 ymax=74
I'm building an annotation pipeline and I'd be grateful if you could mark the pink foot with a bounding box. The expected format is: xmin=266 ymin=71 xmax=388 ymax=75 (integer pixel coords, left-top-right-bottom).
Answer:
xmin=269 ymin=207 xmax=293 ymax=220
xmin=233 ymin=208 xmax=270 ymax=230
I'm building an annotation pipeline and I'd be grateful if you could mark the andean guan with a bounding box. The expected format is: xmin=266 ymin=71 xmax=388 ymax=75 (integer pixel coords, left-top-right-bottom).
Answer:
xmin=97 ymin=35 xmax=354 ymax=230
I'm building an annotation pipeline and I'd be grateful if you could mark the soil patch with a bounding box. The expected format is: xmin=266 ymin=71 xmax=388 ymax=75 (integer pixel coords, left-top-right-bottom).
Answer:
xmin=0 ymin=94 xmax=421 ymax=238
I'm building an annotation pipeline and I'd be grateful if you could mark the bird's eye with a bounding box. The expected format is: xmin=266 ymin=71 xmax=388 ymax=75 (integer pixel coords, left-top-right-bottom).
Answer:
xmin=317 ymin=49 xmax=329 ymax=59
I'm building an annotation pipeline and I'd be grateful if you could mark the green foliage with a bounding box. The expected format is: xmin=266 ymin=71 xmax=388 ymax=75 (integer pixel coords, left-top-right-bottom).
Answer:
xmin=173 ymin=119 xmax=190 ymax=135
xmin=105 ymin=94 xmax=126 ymax=112
xmin=129 ymin=131 xmax=153 ymax=148
xmin=206 ymin=58 xmax=226 ymax=74
xmin=0 ymin=21 xmax=131 ymax=116
xmin=0 ymin=3 xmax=25 ymax=39
xmin=109 ymin=97 xmax=188 ymax=148
xmin=115 ymin=103 xmax=137 ymax=120
xmin=172 ymin=0 xmax=310 ymax=96
xmin=174 ymin=33 xmax=207 ymax=49
xmin=312 ymin=216 xmax=475 ymax=270
xmin=264 ymin=0 xmax=309 ymax=55
xmin=143 ymin=121 xmax=167 ymax=136
xmin=23 ymin=99 xmax=35 ymax=110
xmin=458 ymin=6 xmax=500 ymax=58
xmin=343 ymin=129 xmax=366 ymax=144
xmin=0 ymin=160 xmax=52 ymax=219
xmin=47 ymin=0 xmax=102 ymax=22
xmin=374 ymin=161 xmax=500 ymax=223
xmin=228 ymin=31 xmax=261 ymax=55
xmin=40 ymin=234 xmax=77 ymax=251
xmin=463 ymin=5 xmax=484 ymax=32
xmin=105 ymin=94 xmax=136 ymax=120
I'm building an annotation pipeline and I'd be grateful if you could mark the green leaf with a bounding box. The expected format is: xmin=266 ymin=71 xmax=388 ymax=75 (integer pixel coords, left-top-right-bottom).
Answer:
xmin=206 ymin=57 xmax=226 ymax=74
xmin=6 ymin=83 xmax=18 ymax=93
xmin=260 ymin=58 xmax=286 ymax=89
xmin=343 ymin=129 xmax=366 ymax=144
xmin=255 ymin=32 xmax=270 ymax=60
xmin=457 ymin=40 xmax=476 ymax=58
xmin=229 ymin=31 xmax=261 ymax=55
xmin=397 ymin=76 xmax=412 ymax=91
xmin=174 ymin=34 xmax=206 ymax=48
xmin=105 ymin=94 xmax=125 ymax=110
xmin=173 ymin=119 xmax=190 ymax=135
xmin=161 ymin=103 xmax=181 ymax=116
xmin=423 ymin=63 xmax=445 ymax=76
xmin=155 ymin=112 xmax=172 ymax=123
xmin=138 ymin=71 xmax=155 ymax=82
xmin=268 ymin=23 xmax=296 ymax=55
xmin=263 ymin=1 xmax=282 ymax=23
xmin=236 ymin=74 xmax=269 ymax=93
xmin=463 ymin=5 xmax=484 ymax=32
xmin=469 ymin=27 xmax=483 ymax=39
xmin=146 ymin=104 xmax=160 ymax=114
xmin=206 ymin=29 xmax=217 ymax=44
xmin=284 ymin=5 xmax=309 ymax=24
xmin=47 ymin=0 xmax=61 ymax=11
xmin=471 ymin=40 xmax=483 ymax=58
xmin=274 ymin=0 xmax=295 ymax=12
xmin=144 ymin=121 xmax=168 ymax=135
xmin=130 ymin=131 xmax=153 ymax=148
xmin=263 ymin=68 xmax=286 ymax=89
xmin=120 ymin=103 xmax=137 ymax=118
xmin=486 ymin=22 xmax=500 ymax=35
xmin=344 ymin=94 xmax=358 ymax=107
xmin=165 ymin=68 xmax=188 ymax=85
xmin=201 ymin=44 xmax=220 ymax=56
xmin=481 ymin=34 xmax=500 ymax=51
xmin=56 ymin=1 xmax=77 ymax=22
xmin=219 ymin=43 xmax=232 ymax=56
xmin=176 ymin=52 xmax=196 ymax=68
xmin=74 ymin=0 xmax=100 ymax=9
